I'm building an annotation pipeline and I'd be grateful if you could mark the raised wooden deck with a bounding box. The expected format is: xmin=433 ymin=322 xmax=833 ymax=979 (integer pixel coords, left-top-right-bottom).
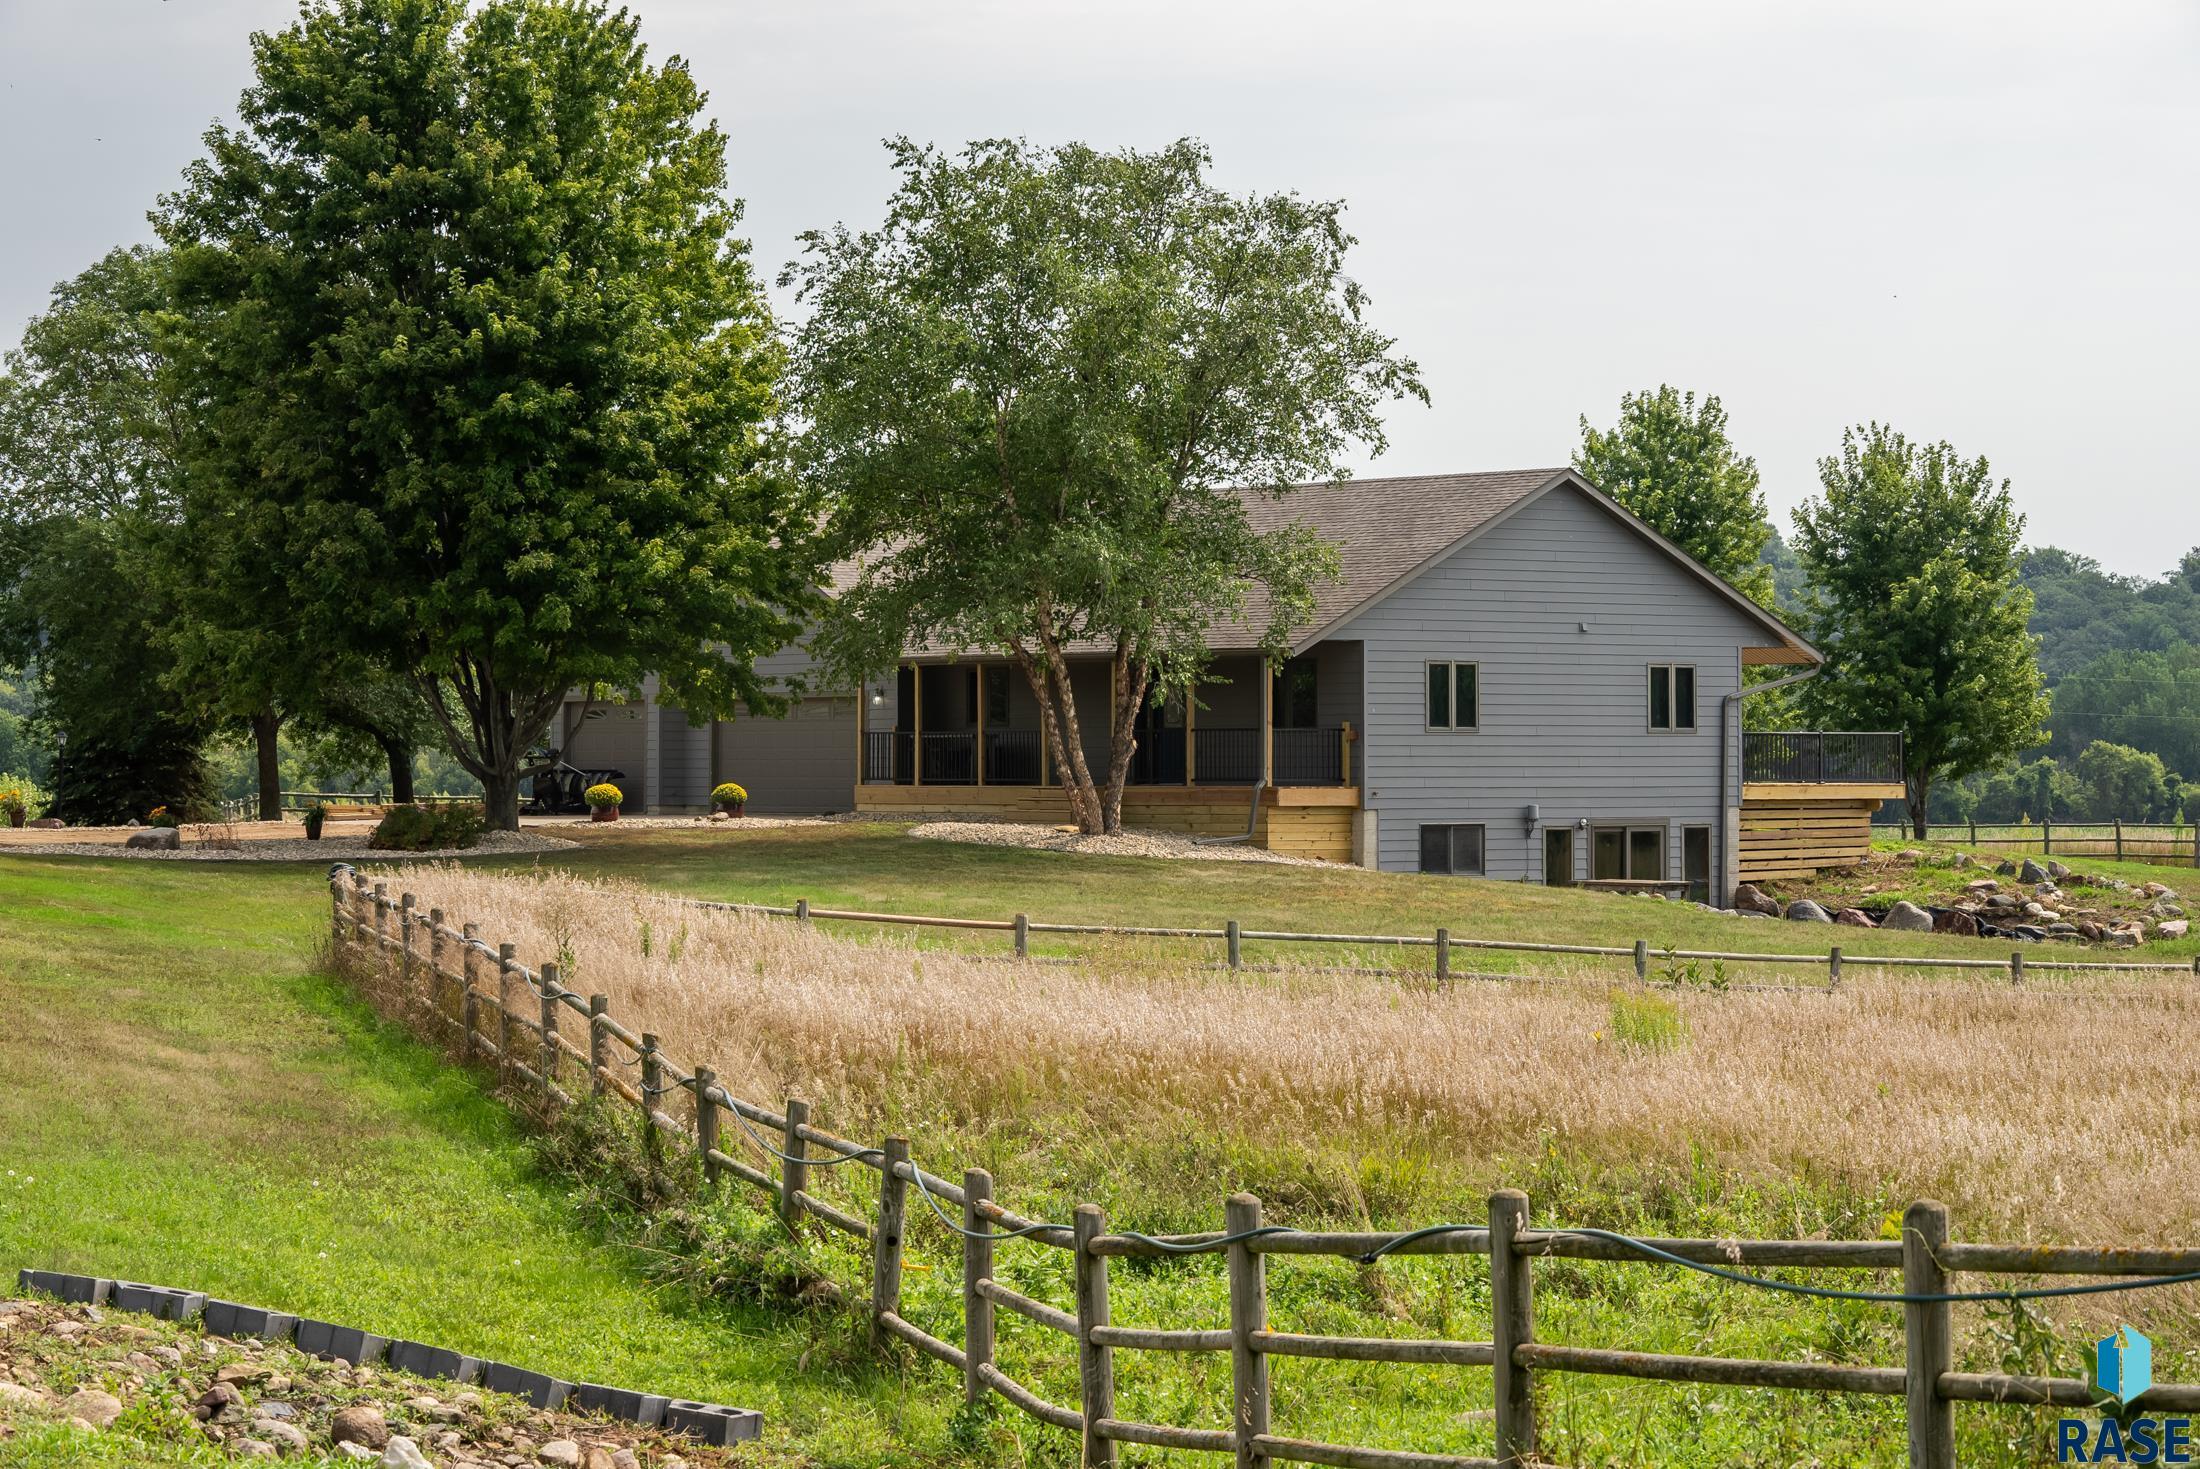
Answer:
xmin=855 ymin=782 xmax=1360 ymax=862
xmin=1739 ymin=781 xmax=1905 ymax=881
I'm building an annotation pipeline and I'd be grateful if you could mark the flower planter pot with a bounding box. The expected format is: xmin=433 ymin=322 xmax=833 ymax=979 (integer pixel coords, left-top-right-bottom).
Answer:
xmin=591 ymin=806 xmax=620 ymax=823
xmin=716 ymin=803 xmax=745 ymax=818
xmin=6 ymin=811 xmax=22 ymax=829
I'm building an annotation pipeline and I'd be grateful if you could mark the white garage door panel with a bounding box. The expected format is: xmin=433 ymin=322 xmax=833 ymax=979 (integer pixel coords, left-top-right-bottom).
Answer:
xmin=713 ymin=698 xmax=857 ymax=813
xmin=561 ymin=702 xmax=648 ymax=810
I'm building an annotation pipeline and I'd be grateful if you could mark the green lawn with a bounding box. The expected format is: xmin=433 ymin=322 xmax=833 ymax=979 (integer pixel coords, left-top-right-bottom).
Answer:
xmin=2 ymin=834 xmax=2161 ymax=1467
xmin=0 ymin=856 xmax=944 ymax=1467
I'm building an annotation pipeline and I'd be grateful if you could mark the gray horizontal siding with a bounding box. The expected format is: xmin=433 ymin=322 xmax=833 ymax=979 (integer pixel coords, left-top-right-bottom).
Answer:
xmin=1330 ymin=483 xmax=1760 ymax=880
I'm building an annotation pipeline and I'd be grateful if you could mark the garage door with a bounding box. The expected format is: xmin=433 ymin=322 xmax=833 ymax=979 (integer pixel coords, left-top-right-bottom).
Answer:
xmin=713 ymin=697 xmax=857 ymax=814
xmin=560 ymin=702 xmax=648 ymax=811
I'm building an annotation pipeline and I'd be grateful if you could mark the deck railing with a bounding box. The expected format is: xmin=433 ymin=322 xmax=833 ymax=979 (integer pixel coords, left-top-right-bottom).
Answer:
xmin=1744 ymin=731 xmax=1905 ymax=785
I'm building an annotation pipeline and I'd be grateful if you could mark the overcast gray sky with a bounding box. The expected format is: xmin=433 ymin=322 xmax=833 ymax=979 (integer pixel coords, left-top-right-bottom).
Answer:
xmin=3 ymin=0 xmax=2194 ymax=574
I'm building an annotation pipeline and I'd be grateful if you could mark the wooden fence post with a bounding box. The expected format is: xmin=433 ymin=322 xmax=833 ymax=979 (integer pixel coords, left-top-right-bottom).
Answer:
xmin=1013 ymin=913 xmax=1029 ymax=959
xmin=1969 ymin=819 xmax=1977 ymax=847
xmin=1075 ymin=1203 xmax=1117 ymax=1469
xmin=1490 ymin=1189 xmax=1536 ymax=1469
xmin=781 ymin=1098 xmax=811 ymax=1226
xmin=694 ymin=1066 xmax=719 ymax=1186
xmin=399 ymin=894 xmax=416 ymax=992
xmin=1226 ymin=1193 xmax=1269 ymax=1469
xmin=872 ymin=1137 xmax=910 ymax=1341
xmin=639 ymin=1033 xmax=663 ymax=1174
xmin=2010 ymin=950 xmax=2025 ymax=986
xmin=962 ymin=1168 xmax=994 ymax=1408
xmin=2043 ymin=820 xmax=2053 ymax=855
xmin=1435 ymin=927 xmax=1450 ymax=984
xmin=1227 ymin=919 xmax=1242 ymax=970
xmin=372 ymin=883 xmax=388 ymax=949
xmin=587 ymin=995 xmax=608 ymax=1098
xmin=2115 ymin=818 xmax=2124 ymax=863
xmin=538 ymin=962 xmax=561 ymax=1091
xmin=329 ymin=867 xmax=347 ymax=948
xmin=459 ymin=923 xmax=480 ymax=1065
xmin=1829 ymin=945 xmax=1842 ymax=987
xmin=2192 ymin=822 xmax=2199 ymax=870
xmin=795 ymin=898 xmax=810 ymax=922
xmin=1902 ymin=1200 xmax=1955 ymax=1469
xmin=496 ymin=943 xmax=518 ymax=1081
xmin=427 ymin=909 xmax=446 ymax=1024
xmin=1632 ymin=939 xmax=1648 ymax=982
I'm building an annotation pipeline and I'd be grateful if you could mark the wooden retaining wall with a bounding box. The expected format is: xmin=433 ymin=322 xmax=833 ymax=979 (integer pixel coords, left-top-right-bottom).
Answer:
xmin=1740 ymin=785 xmax=1892 ymax=881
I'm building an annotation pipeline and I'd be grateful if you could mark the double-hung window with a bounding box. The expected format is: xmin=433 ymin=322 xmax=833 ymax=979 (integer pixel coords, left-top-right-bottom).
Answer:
xmin=1426 ymin=661 xmax=1480 ymax=730
xmin=1647 ymin=663 xmax=1696 ymax=731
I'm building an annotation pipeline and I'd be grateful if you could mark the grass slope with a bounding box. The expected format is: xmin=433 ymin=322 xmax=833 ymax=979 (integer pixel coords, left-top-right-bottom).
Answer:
xmin=0 ymin=857 xmax=945 ymax=1467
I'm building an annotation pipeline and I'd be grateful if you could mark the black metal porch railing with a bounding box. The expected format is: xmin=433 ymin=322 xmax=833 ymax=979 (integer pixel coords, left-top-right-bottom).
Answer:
xmin=1192 ymin=727 xmax=1263 ymax=785
xmin=984 ymin=728 xmax=1045 ymax=786
xmin=1272 ymin=726 xmax=1347 ymax=786
xmin=862 ymin=731 xmax=910 ymax=785
xmin=919 ymin=732 xmax=978 ymax=785
xmin=1743 ymin=730 xmax=1905 ymax=785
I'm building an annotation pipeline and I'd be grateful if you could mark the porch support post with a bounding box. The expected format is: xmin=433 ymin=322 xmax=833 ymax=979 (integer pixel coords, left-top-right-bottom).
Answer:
xmin=912 ymin=664 xmax=924 ymax=788
xmin=1185 ymin=668 xmax=1197 ymax=787
xmin=1261 ymin=662 xmax=1274 ymax=787
xmin=974 ymin=664 xmax=986 ymax=786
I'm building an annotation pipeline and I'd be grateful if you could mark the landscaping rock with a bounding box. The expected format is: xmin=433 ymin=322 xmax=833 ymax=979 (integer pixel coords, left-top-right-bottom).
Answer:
xmin=1963 ymin=878 xmax=2000 ymax=895
xmin=2159 ymin=919 xmax=2189 ymax=939
xmin=27 ymin=817 xmax=63 ymax=829
xmin=380 ymin=1436 xmax=434 ymax=1469
xmin=1732 ymin=883 xmax=1782 ymax=917
xmin=332 ymin=1404 xmax=391 ymax=1451
xmin=253 ymin=1419 xmax=309 ymax=1452
xmin=2107 ymin=926 xmax=2142 ymax=948
xmin=336 ymin=1445 xmax=376 ymax=1463
xmin=1931 ymin=908 xmax=1979 ymax=937
xmin=1834 ymin=908 xmax=1877 ymax=928
xmin=193 ymin=1380 xmax=245 ymax=1421
xmin=2047 ymin=860 xmax=2072 ymax=881
xmin=0 ymin=1382 xmax=47 ymax=1409
xmin=1782 ymin=899 xmax=1832 ymax=923
xmin=124 ymin=826 xmax=180 ymax=851
xmin=2019 ymin=858 xmax=2048 ymax=884
xmin=1882 ymin=900 xmax=1934 ymax=932
xmin=65 ymin=1387 xmax=123 ymax=1428
xmin=539 ymin=1441 xmax=584 ymax=1467
xmin=1996 ymin=859 xmax=2017 ymax=875
xmin=1894 ymin=849 xmax=1924 ymax=862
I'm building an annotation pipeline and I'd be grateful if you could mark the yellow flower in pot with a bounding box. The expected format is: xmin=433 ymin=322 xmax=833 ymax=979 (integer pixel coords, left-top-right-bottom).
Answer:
xmin=583 ymin=782 xmax=624 ymax=822
xmin=711 ymin=781 xmax=748 ymax=817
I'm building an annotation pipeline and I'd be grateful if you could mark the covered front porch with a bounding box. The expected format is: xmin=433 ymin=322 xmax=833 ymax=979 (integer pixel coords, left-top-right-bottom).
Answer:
xmin=854 ymin=646 xmax=1364 ymax=861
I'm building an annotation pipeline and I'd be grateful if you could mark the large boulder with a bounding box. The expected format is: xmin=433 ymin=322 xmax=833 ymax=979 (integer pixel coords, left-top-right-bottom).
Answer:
xmin=1882 ymin=900 xmax=1934 ymax=932
xmin=2157 ymin=919 xmax=2189 ymax=940
xmin=2047 ymin=860 xmax=2072 ymax=881
xmin=27 ymin=817 xmax=63 ymax=829
xmin=124 ymin=827 xmax=179 ymax=851
xmin=1931 ymin=908 xmax=1979 ymax=938
xmin=332 ymin=1405 xmax=389 ymax=1452
xmin=1783 ymin=898 xmax=1832 ymax=923
xmin=2018 ymin=858 xmax=2049 ymax=884
xmin=1834 ymin=908 xmax=1878 ymax=928
xmin=1732 ymin=883 xmax=1782 ymax=917
xmin=1996 ymin=858 xmax=2018 ymax=876
xmin=1963 ymin=878 xmax=2000 ymax=895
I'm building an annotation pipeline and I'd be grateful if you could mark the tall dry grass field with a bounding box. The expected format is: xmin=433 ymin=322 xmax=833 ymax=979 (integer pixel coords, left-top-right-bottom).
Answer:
xmin=371 ymin=865 xmax=2198 ymax=1257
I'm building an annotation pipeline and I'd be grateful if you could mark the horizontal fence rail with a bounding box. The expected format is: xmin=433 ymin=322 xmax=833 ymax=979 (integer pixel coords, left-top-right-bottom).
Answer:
xmin=329 ymin=862 xmax=2200 ymax=1469
xmin=662 ymin=894 xmax=2200 ymax=987
xmin=1744 ymin=730 xmax=1906 ymax=785
xmin=1874 ymin=820 xmax=2200 ymax=866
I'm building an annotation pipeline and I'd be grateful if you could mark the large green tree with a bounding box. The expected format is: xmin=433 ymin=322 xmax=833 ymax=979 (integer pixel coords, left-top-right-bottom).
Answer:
xmin=160 ymin=0 xmax=819 ymax=827
xmin=789 ymin=138 xmax=1424 ymax=834
xmin=0 ymin=248 xmax=217 ymax=823
xmin=1574 ymin=385 xmax=1774 ymax=606
xmin=1792 ymin=424 xmax=2048 ymax=836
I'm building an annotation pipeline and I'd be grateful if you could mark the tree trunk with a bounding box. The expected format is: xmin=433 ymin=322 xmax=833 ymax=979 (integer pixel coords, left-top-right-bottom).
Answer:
xmin=381 ymin=737 xmax=416 ymax=805
xmin=1909 ymin=769 xmax=1931 ymax=839
xmin=1098 ymin=644 xmax=1149 ymax=836
xmin=1015 ymin=637 xmax=1108 ymax=834
xmin=252 ymin=708 xmax=282 ymax=822
xmin=481 ymin=767 xmax=521 ymax=832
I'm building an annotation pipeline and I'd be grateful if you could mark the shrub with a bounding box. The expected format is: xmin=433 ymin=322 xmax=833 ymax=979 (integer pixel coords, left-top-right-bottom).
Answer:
xmin=584 ymin=782 xmax=623 ymax=810
xmin=369 ymin=802 xmax=486 ymax=852
xmin=711 ymin=781 xmax=748 ymax=807
xmin=1606 ymin=988 xmax=1688 ymax=1054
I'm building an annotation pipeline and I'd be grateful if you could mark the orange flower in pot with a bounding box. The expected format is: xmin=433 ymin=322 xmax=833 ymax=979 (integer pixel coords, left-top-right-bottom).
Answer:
xmin=584 ymin=782 xmax=623 ymax=822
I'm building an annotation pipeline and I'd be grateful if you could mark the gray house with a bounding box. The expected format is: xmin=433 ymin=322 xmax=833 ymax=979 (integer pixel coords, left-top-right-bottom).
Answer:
xmin=562 ymin=468 xmax=1902 ymax=901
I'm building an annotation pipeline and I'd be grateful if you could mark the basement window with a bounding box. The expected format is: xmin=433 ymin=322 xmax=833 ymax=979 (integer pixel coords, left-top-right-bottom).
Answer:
xmin=1418 ymin=823 xmax=1486 ymax=877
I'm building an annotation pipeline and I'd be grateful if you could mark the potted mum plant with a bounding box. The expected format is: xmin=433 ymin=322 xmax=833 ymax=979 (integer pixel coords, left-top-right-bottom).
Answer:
xmin=584 ymin=782 xmax=623 ymax=822
xmin=711 ymin=781 xmax=748 ymax=817
xmin=0 ymin=787 xmax=26 ymax=828
xmin=148 ymin=805 xmax=180 ymax=829
xmin=301 ymin=800 xmax=330 ymax=841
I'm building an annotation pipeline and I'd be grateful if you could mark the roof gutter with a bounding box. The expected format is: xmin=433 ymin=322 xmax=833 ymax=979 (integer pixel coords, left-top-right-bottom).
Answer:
xmin=1718 ymin=662 xmax=1821 ymax=906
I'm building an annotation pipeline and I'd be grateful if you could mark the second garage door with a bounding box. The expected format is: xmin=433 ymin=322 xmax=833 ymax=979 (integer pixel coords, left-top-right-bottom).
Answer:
xmin=712 ymin=697 xmax=858 ymax=814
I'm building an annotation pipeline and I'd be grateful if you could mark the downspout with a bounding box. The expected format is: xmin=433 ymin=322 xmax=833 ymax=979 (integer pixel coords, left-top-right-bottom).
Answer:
xmin=1195 ymin=777 xmax=1268 ymax=846
xmin=1721 ymin=663 xmax=1821 ymax=906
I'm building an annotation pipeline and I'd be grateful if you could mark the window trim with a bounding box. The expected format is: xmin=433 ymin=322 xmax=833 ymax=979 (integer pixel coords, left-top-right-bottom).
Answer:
xmin=1424 ymin=659 xmax=1481 ymax=732
xmin=1418 ymin=822 xmax=1487 ymax=877
xmin=1590 ymin=822 xmax=1670 ymax=882
xmin=1646 ymin=662 xmax=1697 ymax=734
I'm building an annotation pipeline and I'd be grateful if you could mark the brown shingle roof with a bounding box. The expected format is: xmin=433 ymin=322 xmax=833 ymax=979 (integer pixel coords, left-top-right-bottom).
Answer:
xmin=836 ymin=466 xmax=1812 ymax=660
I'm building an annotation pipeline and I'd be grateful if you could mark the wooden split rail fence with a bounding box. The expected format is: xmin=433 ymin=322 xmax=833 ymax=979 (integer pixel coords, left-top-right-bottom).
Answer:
xmin=686 ymin=896 xmax=2200 ymax=989
xmin=1894 ymin=821 xmax=2200 ymax=866
xmin=330 ymin=863 xmax=2200 ymax=1469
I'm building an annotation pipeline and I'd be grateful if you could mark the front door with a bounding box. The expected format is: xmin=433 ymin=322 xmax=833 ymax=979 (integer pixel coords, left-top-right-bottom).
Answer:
xmin=1544 ymin=827 xmax=1573 ymax=886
